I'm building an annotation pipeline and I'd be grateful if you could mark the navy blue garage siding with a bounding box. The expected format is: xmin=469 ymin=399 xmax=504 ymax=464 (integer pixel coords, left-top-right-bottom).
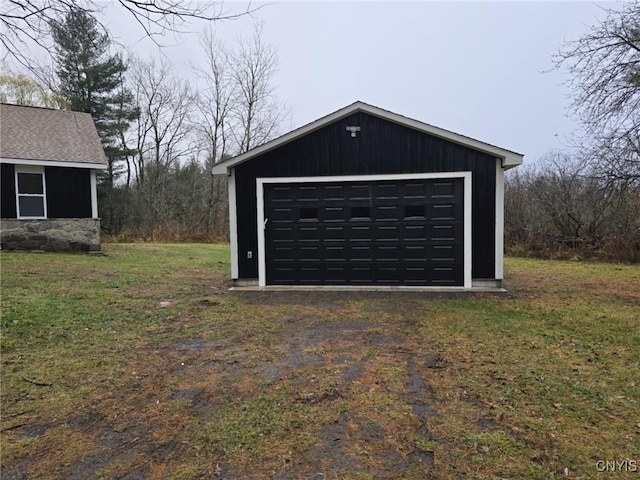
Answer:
xmin=234 ymin=111 xmax=498 ymax=280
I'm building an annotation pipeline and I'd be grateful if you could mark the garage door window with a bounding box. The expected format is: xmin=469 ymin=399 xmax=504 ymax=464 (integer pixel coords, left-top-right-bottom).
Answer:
xmin=15 ymin=167 xmax=47 ymax=219
xmin=404 ymin=205 xmax=425 ymax=219
xmin=351 ymin=206 xmax=370 ymax=219
xmin=299 ymin=207 xmax=318 ymax=221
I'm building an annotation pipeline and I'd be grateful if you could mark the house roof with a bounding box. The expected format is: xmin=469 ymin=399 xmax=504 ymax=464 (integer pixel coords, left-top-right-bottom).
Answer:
xmin=212 ymin=101 xmax=524 ymax=175
xmin=0 ymin=103 xmax=107 ymax=169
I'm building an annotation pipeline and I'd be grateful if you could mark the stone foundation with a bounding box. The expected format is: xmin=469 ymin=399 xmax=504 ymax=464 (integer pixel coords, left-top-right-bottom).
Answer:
xmin=0 ymin=218 xmax=101 ymax=252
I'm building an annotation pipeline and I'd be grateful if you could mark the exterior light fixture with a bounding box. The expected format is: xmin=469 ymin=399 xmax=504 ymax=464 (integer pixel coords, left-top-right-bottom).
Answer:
xmin=346 ymin=126 xmax=361 ymax=137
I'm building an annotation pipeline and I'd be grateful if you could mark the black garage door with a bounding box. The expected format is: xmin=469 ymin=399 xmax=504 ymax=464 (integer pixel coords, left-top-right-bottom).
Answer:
xmin=264 ymin=178 xmax=465 ymax=286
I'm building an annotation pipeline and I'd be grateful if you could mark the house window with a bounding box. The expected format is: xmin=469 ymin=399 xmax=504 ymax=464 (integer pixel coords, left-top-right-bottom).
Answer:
xmin=15 ymin=167 xmax=47 ymax=218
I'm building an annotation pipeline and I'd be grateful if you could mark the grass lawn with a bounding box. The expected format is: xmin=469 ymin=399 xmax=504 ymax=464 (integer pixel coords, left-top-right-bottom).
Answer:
xmin=1 ymin=244 xmax=639 ymax=479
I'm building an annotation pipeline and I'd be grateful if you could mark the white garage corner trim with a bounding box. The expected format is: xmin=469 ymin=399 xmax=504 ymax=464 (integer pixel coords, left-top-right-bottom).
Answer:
xmin=495 ymin=160 xmax=505 ymax=281
xmin=256 ymin=172 xmax=473 ymax=288
xmin=228 ymin=169 xmax=239 ymax=279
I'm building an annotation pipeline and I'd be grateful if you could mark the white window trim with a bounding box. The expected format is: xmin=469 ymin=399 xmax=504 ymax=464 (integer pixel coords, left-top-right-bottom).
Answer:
xmin=15 ymin=165 xmax=47 ymax=219
xmin=256 ymin=172 xmax=472 ymax=288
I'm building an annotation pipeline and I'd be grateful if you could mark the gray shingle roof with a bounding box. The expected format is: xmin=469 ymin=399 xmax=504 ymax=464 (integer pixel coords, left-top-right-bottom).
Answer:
xmin=0 ymin=103 xmax=107 ymax=166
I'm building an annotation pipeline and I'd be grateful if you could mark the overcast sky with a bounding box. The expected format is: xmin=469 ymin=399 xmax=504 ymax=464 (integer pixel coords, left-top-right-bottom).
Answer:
xmin=104 ymin=1 xmax=615 ymax=165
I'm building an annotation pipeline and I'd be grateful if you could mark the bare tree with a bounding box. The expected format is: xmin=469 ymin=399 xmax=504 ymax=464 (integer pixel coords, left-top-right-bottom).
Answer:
xmin=528 ymin=153 xmax=616 ymax=242
xmin=504 ymin=151 xmax=639 ymax=260
xmin=194 ymin=26 xmax=235 ymax=164
xmin=554 ymin=1 xmax=640 ymax=183
xmin=129 ymin=55 xmax=195 ymax=226
xmin=191 ymin=26 xmax=236 ymax=232
xmin=189 ymin=23 xmax=287 ymax=234
xmin=230 ymin=23 xmax=288 ymax=153
xmin=0 ymin=0 xmax=260 ymax=73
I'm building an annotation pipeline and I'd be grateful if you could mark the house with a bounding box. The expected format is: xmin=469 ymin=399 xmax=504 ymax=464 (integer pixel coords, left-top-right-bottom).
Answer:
xmin=212 ymin=101 xmax=524 ymax=289
xmin=0 ymin=103 xmax=107 ymax=252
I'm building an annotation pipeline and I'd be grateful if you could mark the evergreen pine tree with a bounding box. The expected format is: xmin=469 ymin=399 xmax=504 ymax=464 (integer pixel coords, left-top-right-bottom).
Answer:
xmin=50 ymin=8 xmax=138 ymax=232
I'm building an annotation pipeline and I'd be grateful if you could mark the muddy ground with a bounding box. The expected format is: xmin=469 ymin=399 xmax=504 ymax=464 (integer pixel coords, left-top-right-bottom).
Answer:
xmin=3 ymin=289 xmax=508 ymax=480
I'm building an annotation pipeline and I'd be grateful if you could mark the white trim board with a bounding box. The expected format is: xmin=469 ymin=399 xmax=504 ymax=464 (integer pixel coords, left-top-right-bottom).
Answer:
xmin=228 ymin=169 xmax=239 ymax=279
xmin=90 ymin=170 xmax=99 ymax=219
xmin=495 ymin=159 xmax=505 ymax=281
xmin=1 ymin=157 xmax=108 ymax=170
xmin=256 ymin=172 xmax=472 ymax=288
xmin=213 ymin=101 xmax=524 ymax=176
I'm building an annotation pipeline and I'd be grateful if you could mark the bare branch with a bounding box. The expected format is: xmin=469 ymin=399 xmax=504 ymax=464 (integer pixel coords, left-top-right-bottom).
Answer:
xmin=554 ymin=1 xmax=640 ymax=182
xmin=0 ymin=0 xmax=264 ymax=72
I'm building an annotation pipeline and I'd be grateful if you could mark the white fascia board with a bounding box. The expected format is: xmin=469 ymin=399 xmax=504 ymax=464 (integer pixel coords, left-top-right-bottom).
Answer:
xmin=1 ymin=157 xmax=108 ymax=170
xmin=212 ymin=101 xmax=524 ymax=174
xmin=257 ymin=171 xmax=473 ymax=288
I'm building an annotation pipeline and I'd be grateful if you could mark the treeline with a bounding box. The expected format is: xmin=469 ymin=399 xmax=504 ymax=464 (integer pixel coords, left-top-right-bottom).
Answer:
xmin=103 ymin=161 xmax=230 ymax=242
xmin=98 ymin=24 xmax=287 ymax=241
xmin=511 ymin=1 xmax=640 ymax=263
xmin=1 ymin=10 xmax=285 ymax=242
xmin=505 ymin=153 xmax=640 ymax=262
xmin=2 ymin=3 xmax=639 ymax=260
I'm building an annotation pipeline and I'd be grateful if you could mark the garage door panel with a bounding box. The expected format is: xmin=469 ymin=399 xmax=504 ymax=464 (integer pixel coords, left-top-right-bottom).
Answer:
xmin=430 ymin=224 xmax=456 ymax=240
xmin=323 ymin=185 xmax=345 ymax=200
xmin=432 ymin=181 xmax=456 ymax=197
xmin=348 ymin=225 xmax=373 ymax=241
xmin=431 ymin=204 xmax=456 ymax=220
xmin=375 ymin=204 xmax=401 ymax=220
xmin=272 ymin=226 xmax=293 ymax=241
xmin=401 ymin=223 xmax=427 ymax=239
xmin=264 ymin=177 xmax=465 ymax=286
xmin=272 ymin=186 xmax=294 ymax=201
xmin=405 ymin=182 xmax=429 ymax=198
xmin=324 ymin=206 xmax=346 ymax=221
xmin=374 ymin=183 xmax=401 ymax=200
xmin=376 ymin=224 xmax=400 ymax=241
xmin=297 ymin=226 xmax=319 ymax=240
xmin=348 ymin=184 xmax=371 ymax=200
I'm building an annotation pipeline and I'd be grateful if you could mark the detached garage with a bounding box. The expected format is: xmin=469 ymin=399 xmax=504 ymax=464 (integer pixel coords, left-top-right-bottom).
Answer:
xmin=212 ymin=101 xmax=523 ymax=289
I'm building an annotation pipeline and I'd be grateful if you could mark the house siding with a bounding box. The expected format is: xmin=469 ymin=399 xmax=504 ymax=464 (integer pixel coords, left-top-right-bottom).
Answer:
xmin=45 ymin=166 xmax=92 ymax=218
xmin=1 ymin=164 xmax=92 ymax=219
xmin=1 ymin=163 xmax=17 ymax=218
xmin=234 ymin=111 xmax=498 ymax=281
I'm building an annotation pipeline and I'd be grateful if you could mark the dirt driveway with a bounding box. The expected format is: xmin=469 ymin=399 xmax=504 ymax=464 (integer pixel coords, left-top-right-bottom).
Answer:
xmin=5 ymin=289 xmax=478 ymax=480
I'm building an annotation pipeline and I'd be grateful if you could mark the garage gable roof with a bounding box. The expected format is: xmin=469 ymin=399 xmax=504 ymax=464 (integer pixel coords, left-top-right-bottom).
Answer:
xmin=0 ymin=103 xmax=108 ymax=169
xmin=212 ymin=101 xmax=524 ymax=175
